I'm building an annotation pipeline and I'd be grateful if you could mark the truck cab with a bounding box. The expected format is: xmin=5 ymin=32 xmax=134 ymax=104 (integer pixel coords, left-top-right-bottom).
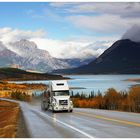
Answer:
xmin=41 ymin=80 xmax=73 ymax=112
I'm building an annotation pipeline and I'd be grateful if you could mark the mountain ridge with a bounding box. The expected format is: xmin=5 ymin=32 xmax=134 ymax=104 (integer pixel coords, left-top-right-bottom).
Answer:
xmin=0 ymin=39 xmax=94 ymax=72
xmin=54 ymin=39 xmax=140 ymax=74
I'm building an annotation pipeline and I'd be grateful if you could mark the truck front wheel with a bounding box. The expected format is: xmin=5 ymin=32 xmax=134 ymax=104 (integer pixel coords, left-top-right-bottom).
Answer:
xmin=41 ymin=101 xmax=48 ymax=111
xmin=51 ymin=106 xmax=55 ymax=113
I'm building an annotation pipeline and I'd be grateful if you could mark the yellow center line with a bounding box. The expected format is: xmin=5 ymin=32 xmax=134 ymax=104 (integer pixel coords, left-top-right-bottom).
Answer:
xmin=74 ymin=111 xmax=140 ymax=127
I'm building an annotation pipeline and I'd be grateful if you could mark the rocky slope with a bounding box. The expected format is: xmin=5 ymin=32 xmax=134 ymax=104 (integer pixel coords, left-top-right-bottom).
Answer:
xmin=55 ymin=39 xmax=140 ymax=74
xmin=0 ymin=42 xmax=23 ymax=67
xmin=8 ymin=39 xmax=70 ymax=72
xmin=0 ymin=39 xmax=94 ymax=72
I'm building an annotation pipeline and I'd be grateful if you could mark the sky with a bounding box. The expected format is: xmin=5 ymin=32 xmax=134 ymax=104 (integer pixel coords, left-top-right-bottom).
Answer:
xmin=0 ymin=2 xmax=140 ymax=59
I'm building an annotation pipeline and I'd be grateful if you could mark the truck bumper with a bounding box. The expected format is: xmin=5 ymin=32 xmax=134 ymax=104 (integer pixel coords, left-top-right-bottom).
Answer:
xmin=53 ymin=106 xmax=73 ymax=112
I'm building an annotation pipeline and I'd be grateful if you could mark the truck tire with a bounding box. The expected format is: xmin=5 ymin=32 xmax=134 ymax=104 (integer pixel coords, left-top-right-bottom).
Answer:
xmin=41 ymin=102 xmax=44 ymax=110
xmin=44 ymin=103 xmax=49 ymax=111
xmin=70 ymin=109 xmax=73 ymax=112
xmin=52 ymin=107 xmax=56 ymax=113
xmin=41 ymin=101 xmax=48 ymax=111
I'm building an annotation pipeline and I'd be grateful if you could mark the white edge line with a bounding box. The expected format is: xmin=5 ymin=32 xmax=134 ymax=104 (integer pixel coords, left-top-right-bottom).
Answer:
xmin=31 ymin=109 xmax=94 ymax=138
xmin=0 ymin=98 xmax=93 ymax=138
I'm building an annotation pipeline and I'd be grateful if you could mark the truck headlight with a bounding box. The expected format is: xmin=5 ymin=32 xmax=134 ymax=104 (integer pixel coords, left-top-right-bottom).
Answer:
xmin=70 ymin=100 xmax=73 ymax=106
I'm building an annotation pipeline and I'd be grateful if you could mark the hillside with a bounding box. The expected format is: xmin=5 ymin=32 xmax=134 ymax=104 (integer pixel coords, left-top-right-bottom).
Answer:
xmin=6 ymin=39 xmax=70 ymax=72
xmin=0 ymin=39 xmax=94 ymax=72
xmin=0 ymin=68 xmax=69 ymax=81
xmin=54 ymin=39 xmax=140 ymax=74
xmin=0 ymin=42 xmax=23 ymax=67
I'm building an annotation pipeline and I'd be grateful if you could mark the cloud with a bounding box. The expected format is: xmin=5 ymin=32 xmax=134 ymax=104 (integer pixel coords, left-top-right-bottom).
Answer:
xmin=1 ymin=3 xmax=140 ymax=60
xmin=30 ymin=37 xmax=114 ymax=59
xmin=25 ymin=3 xmax=140 ymax=39
xmin=50 ymin=2 xmax=140 ymax=18
xmin=67 ymin=14 xmax=140 ymax=34
xmin=0 ymin=27 xmax=117 ymax=59
xmin=0 ymin=27 xmax=46 ymax=44
xmin=49 ymin=2 xmax=73 ymax=8
xmin=30 ymin=38 xmax=91 ymax=58
xmin=122 ymin=25 xmax=140 ymax=42
xmin=49 ymin=2 xmax=140 ymax=35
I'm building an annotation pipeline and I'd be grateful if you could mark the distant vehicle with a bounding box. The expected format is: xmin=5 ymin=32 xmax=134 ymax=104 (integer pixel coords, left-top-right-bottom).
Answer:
xmin=41 ymin=80 xmax=73 ymax=112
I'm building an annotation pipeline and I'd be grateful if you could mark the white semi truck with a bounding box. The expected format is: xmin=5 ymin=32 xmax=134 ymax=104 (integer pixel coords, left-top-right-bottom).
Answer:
xmin=41 ymin=80 xmax=73 ymax=112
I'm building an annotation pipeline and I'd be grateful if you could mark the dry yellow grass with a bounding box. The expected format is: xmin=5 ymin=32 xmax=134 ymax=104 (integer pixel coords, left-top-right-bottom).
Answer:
xmin=0 ymin=100 xmax=19 ymax=138
xmin=0 ymin=82 xmax=47 ymax=90
xmin=0 ymin=82 xmax=47 ymax=98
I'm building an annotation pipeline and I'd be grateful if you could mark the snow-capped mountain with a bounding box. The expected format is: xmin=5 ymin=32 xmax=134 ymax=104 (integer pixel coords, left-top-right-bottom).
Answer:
xmin=5 ymin=39 xmax=70 ymax=72
xmin=0 ymin=41 xmax=6 ymax=51
xmin=0 ymin=39 xmax=95 ymax=72
xmin=0 ymin=42 xmax=23 ymax=67
xmin=56 ymin=39 xmax=140 ymax=74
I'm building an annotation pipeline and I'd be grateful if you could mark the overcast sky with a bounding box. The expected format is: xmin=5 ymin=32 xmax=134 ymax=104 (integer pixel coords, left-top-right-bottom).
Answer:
xmin=0 ymin=2 xmax=140 ymax=59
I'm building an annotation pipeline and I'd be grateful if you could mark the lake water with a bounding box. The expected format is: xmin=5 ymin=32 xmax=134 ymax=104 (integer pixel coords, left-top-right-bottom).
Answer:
xmin=13 ymin=74 xmax=140 ymax=95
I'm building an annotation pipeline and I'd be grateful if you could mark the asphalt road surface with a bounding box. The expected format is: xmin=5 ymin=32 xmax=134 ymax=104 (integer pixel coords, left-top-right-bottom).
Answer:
xmin=2 ymin=98 xmax=140 ymax=138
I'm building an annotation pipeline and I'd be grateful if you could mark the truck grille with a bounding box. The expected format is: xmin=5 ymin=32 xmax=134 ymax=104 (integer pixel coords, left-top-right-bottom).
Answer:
xmin=59 ymin=100 xmax=68 ymax=105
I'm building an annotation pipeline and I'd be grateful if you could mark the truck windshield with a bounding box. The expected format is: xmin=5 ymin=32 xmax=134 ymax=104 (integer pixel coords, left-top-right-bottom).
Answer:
xmin=53 ymin=91 xmax=69 ymax=96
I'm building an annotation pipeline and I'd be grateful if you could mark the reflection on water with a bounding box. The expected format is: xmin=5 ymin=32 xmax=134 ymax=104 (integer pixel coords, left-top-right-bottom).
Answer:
xmin=12 ymin=75 xmax=140 ymax=95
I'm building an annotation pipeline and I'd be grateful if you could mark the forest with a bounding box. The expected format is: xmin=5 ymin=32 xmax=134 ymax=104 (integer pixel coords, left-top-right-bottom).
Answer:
xmin=71 ymin=86 xmax=140 ymax=113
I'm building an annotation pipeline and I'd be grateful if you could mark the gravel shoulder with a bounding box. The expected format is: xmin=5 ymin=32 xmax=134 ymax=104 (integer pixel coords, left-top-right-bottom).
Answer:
xmin=16 ymin=109 xmax=30 ymax=138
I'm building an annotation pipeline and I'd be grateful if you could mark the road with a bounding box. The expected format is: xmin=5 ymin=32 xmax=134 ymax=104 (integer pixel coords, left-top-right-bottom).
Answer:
xmin=1 ymin=98 xmax=140 ymax=138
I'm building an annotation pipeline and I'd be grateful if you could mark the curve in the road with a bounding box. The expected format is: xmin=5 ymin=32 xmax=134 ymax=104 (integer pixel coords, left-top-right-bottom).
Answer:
xmin=2 ymin=98 xmax=140 ymax=138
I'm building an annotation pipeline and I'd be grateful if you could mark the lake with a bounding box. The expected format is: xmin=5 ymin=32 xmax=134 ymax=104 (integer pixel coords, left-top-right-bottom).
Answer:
xmin=13 ymin=74 xmax=140 ymax=95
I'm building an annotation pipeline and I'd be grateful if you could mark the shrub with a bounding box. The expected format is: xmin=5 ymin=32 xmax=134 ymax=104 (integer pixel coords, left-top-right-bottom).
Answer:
xmin=10 ymin=90 xmax=31 ymax=102
xmin=72 ymin=87 xmax=140 ymax=113
xmin=127 ymin=87 xmax=140 ymax=112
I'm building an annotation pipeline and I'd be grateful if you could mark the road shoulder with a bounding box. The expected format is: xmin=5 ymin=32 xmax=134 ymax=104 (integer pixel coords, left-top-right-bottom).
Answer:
xmin=16 ymin=109 xmax=30 ymax=138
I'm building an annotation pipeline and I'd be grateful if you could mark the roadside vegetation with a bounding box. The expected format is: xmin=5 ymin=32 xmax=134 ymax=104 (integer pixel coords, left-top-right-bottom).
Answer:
xmin=10 ymin=91 xmax=31 ymax=102
xmin=0 ymin=90 xmax=32 ymax=102
xmin=71 ymin=86 xmax=140 ymax=113
xmin=0 ymin=81 xmax=47 ymax=101
xmin=0 ymin=100 xmax=19 ymax=138
xmin=0 ymin=81 xmax=47 ymax=91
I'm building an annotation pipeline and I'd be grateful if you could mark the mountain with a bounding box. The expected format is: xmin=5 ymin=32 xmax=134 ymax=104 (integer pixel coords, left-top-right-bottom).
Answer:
xmin=0 ymin=39 xmax=95 ymax=72
xmin=58 ymin=57 xmax=95 ymax=68
xmin=0 ymin=67 xmax=69 ymax=81
xmin=7 ymin=39 xmax=70 ymax=72
xmin=54 ymin=39 xmax=140 ymax=74
xmin=0 ymin=42 xmax=23 ymax=67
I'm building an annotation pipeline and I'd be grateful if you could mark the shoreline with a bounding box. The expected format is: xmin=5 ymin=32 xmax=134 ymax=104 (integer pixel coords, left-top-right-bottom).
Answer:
xmin=126 ymin=78 xmax=140 ymax=83
xmin=70 ymin=87 xmax=86 ymax=90
xmin=0 ymin=67 xmax=70 ymax=82
xmin=1 ymin=77 xmax=70 ymax=82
